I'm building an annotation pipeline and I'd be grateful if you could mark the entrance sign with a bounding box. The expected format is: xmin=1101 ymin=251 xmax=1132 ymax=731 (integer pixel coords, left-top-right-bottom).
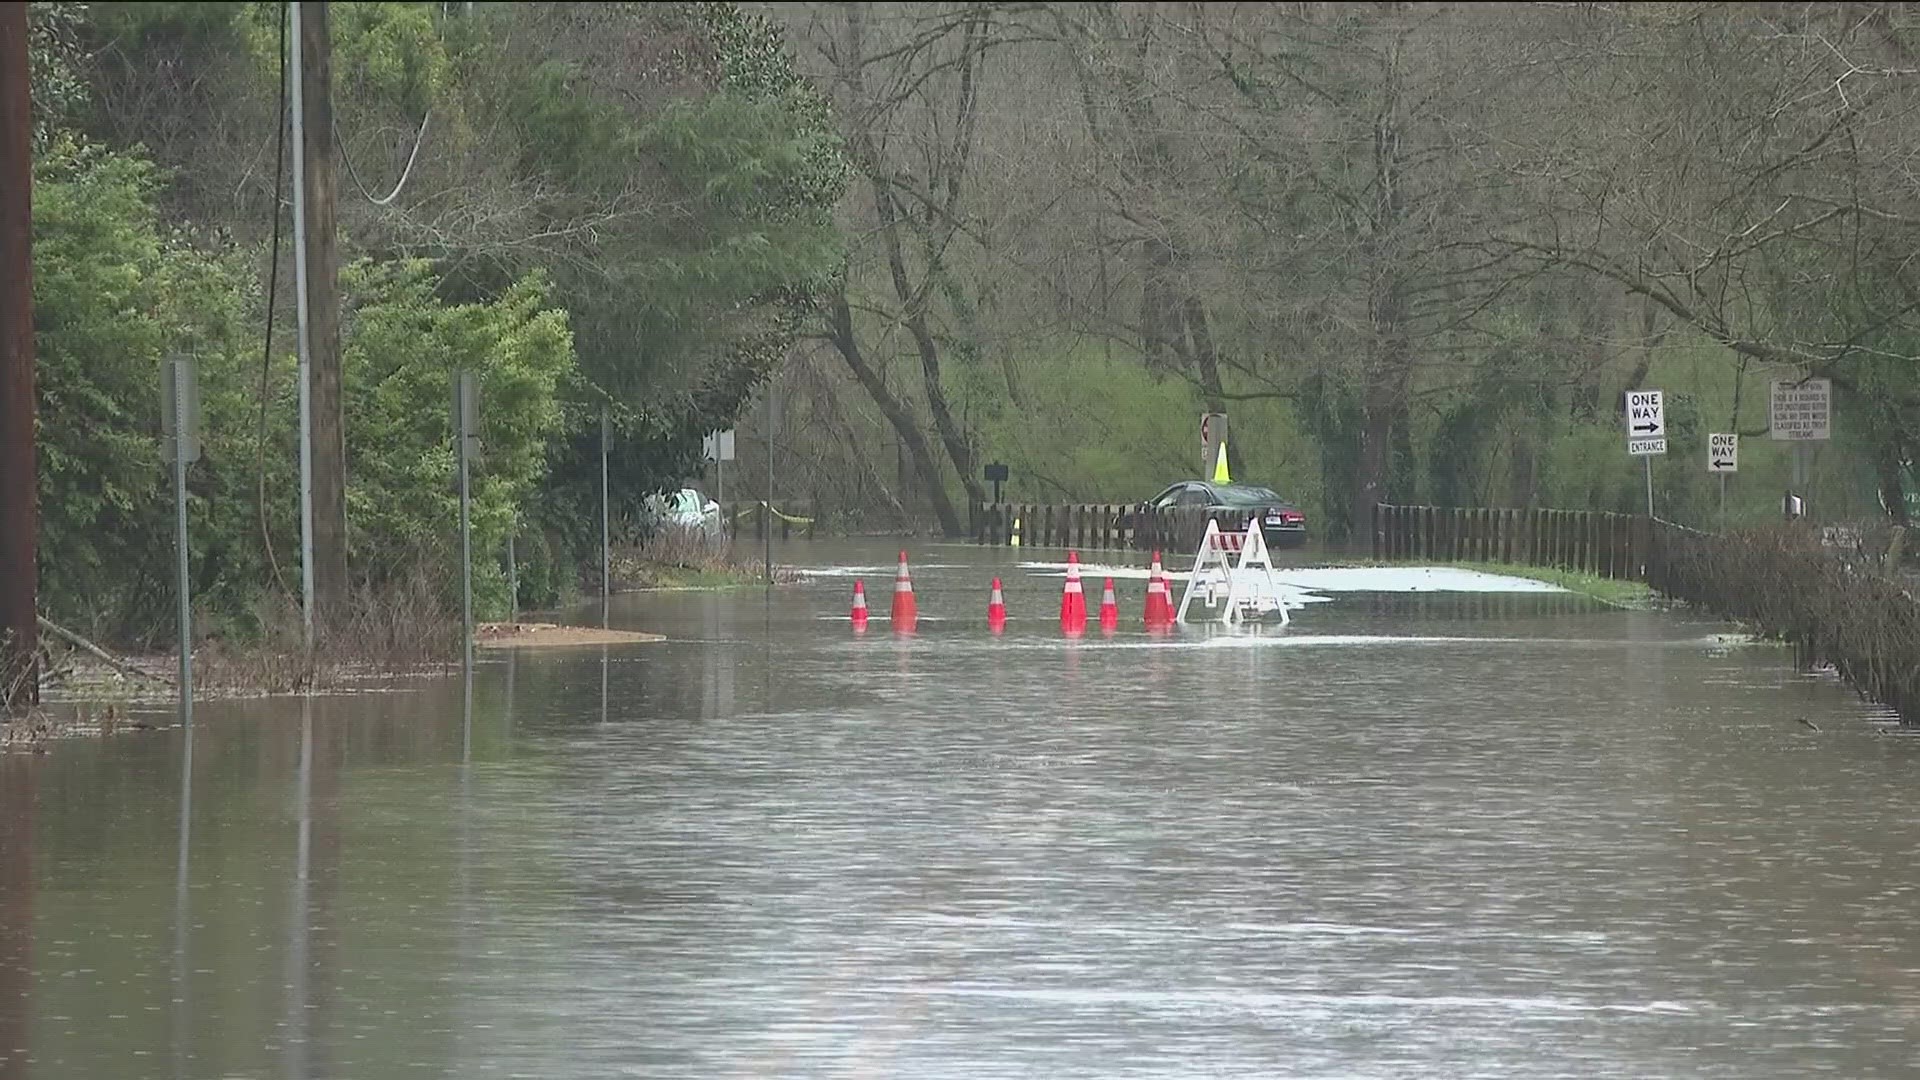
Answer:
xmin=1177 ymin=518 xmax=1291 ymax=626
xmin=1708 ymin=433 xmax=1738 ymax=473
xmin=1625 ymin=390 xmax=1666 ymax=455
xmin=1770 ymin=378 xmax=1831 ymax=440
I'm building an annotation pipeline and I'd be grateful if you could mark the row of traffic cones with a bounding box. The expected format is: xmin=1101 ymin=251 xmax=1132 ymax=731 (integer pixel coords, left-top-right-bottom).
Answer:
xmin=850 ymin=550 xmax=1178 ymax=634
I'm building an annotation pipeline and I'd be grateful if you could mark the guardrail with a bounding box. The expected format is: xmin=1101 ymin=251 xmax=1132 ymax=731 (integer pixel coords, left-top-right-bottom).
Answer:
xmin=1372 ymin=503 xmax=1651 ymax=579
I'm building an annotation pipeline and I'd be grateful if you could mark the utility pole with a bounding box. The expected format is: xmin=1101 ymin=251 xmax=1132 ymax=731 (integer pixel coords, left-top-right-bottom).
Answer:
xmin=0 ymin=4 xmax=38 ymax=714
xmin=293 ymin=1 xmax=348 ymax=627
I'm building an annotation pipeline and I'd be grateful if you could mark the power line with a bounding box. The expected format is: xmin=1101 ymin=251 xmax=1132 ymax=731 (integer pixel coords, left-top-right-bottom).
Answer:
xmin=256 ymin=0 xmax=292 ymax=600
xmin=335 ymin=111 xmax=431 ymax=207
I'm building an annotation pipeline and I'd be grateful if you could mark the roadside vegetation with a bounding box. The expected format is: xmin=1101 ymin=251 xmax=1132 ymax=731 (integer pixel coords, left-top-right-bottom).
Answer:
xmin=24 ymin=2 xmax=842 ymax=667
xmin=16 ymin=4 xmax=1920 ymax=708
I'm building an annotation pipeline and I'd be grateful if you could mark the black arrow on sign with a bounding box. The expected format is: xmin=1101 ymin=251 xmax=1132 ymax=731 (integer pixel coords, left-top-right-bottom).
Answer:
xmin=1633 ymin=421 xmax=1659 ymax=433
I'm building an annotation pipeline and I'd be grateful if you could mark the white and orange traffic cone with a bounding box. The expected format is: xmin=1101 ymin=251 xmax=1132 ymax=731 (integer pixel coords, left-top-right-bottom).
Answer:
xmin=891 ymin=550 xmax=917 ymax=632
xmin=1098 ymin=577 xmax=1119 ymax=634
xmin=850 ymin=580 xmax=869 ymax=631
xmin=1144 ymin=550 xmax=1172 ymax=628
xmin=1060 ymin=551 xmax=1087 ymax=635
xmin=987 ymin=578 xmax=1007 ymax=633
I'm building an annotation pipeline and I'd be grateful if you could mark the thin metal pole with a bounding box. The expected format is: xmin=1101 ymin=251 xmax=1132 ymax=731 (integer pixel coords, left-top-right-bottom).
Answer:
xmin=764 ymin=383 xmax=773 ymax=584
xmin=457 ymin=399 xmax=473 ymax=672
xmin=288 ymin=0 xmax=316 ymax=648
xmin=600 ymin=406 xmax=611 ymax=629
xmin=172 ymin=365 xmax=193 ymax=724
xmin=1794 ymin=443 xmax=1810 ymax=519
xmin=1719 ymin=472 xmax=1727 ymax=523
xmin=506 ymin=520 xmax=517 ymax=627
xmin=0 ymin=3 xmax=39 ymax=713
xmin=1644 ymin=455 xmax=1654 ymax=518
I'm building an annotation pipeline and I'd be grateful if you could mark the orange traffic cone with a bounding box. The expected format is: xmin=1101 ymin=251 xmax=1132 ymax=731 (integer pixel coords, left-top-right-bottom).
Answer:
xmin=1060 ymin=551 xmax=1087 ymax=635
xmin=891 ymin=550 xmax=917 ymax=632
xmin=987 ymin=578 xmax=1007 ymax=633
xmin=850 ymin=580 xmax=869 ymax=631
xmin=1145 ymin=550 xmax=1172 ymax=627
xmin=1098 ymin=577 xmax=1119 ymax=634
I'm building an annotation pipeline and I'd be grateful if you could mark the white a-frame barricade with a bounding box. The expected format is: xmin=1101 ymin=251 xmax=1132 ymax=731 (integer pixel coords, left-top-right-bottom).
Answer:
xmin=1175 ymin=518 xmax=1291 ymax=626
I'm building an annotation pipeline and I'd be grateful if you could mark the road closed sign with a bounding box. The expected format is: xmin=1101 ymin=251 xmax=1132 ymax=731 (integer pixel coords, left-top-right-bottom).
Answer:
xmin=1708 ymin=433 xmax=1738 ymax=473
xmin=1625 ymin=390 xmax=1666 ymax=455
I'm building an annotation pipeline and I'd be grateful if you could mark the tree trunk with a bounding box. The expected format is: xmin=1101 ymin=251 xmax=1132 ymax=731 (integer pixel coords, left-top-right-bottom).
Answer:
xmin=870 ymin=183 xmax=985 ymax=531
xmin=1352 ymin=279 xmax=1413 ymax=538
xmin=1876 ymin=440 xmax=1909 ymax=527
xmin=1181 ymin=294 xmax=1242 ymax=478
xmin=827 ymin=294 xmax=963 ymax=536
xmin=1351 ymin=403 xmax=1395 ymax=544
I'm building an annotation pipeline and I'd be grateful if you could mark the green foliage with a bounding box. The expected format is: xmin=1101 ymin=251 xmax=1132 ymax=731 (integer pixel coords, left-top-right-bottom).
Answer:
xmin=491 ymin=4 xmax=849 ymax=538
xmin=27 ymin=2 xmax=90 ymax=147
xmin=339 ymin=261 xmax=577 ymax=618
xmin=33 ymin=138 xmax=259 ymax=639
xmin=332 ymin=2 xmax=448 ymax=116
xmin=955 ymin=345 xmax=1322 ymax=513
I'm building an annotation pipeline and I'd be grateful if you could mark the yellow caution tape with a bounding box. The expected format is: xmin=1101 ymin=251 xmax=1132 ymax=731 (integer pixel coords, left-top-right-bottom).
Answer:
xmin=730 ymin=501 xmax=814 ymax=526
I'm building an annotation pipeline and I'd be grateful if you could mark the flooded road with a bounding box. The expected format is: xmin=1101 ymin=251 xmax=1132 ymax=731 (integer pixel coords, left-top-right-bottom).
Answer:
xmin=6 ymin=539 xmax=1920 ymax=1078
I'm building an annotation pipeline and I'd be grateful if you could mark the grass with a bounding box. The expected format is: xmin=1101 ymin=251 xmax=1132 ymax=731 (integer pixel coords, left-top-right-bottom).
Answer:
xmin=1318 ymin=556 xmax=1657 ymax=607
xmin=609 ymin=531 xmax=800 ymax=591
xmin=1447 ymin=562 xmax=1657 ymax=607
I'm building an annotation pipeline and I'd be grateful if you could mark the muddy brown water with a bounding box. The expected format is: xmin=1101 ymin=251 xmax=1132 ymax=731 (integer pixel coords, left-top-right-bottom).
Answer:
xmin=4 ymin=539 xmax=1920 ymax=1078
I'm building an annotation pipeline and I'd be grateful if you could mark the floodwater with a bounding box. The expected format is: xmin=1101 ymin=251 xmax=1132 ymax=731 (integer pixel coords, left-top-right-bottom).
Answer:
xmin=5 ymin=538 xmax=1920 ymax=1079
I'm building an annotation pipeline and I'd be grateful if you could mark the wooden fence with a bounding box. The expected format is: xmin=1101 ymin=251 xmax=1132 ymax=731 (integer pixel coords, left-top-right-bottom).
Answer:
xmin=973 ymin=503 xmax=1272 ymax=553
xmin=1371 ymin=504 xmax=1652 ymax=580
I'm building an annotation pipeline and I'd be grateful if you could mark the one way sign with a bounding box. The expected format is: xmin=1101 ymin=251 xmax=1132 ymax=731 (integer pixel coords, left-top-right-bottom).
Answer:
xmin=1625 ymin=390 xmax=1666 ymax=456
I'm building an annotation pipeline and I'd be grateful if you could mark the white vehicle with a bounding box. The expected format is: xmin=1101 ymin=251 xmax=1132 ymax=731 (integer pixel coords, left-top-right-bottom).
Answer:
xmin=639 ymin=487 xmax=724 ymax=545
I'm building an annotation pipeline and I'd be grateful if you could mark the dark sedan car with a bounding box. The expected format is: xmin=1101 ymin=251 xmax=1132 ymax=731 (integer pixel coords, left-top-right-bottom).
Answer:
xmin=1144 ymin=480 xmax=1308 ymax=545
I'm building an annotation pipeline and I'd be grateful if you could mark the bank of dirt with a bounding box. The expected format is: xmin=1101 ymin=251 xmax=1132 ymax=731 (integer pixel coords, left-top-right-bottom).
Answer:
xmin=477 ymin=622 xmax=665 ymax=648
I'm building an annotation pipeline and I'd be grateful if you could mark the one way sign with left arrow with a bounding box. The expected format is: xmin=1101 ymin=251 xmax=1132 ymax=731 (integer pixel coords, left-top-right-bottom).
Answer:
xmin=1625 ymin=389 xmax=1666 ymax=455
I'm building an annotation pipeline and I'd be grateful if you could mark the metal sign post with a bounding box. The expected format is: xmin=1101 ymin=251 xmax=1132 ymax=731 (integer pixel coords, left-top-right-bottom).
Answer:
xmin=600 ymin=405 xmax=611 ymax=629
xmin=452 ymin=370 xmax=479 ymax=669
xmin=1625 ymin=390 xmax=1666 ymax=516
xmin=162 ymin=358 xmax=201 ymax=724
xmin=764 ymin=386 xmax=774 ymax=585
xmin=505 ymin=515 xmax=518 ymax=628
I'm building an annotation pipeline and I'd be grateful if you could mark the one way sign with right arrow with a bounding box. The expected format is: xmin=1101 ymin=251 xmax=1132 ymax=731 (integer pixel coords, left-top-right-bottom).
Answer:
xmin=1625 ymin=389 xmax=1666 ymax=456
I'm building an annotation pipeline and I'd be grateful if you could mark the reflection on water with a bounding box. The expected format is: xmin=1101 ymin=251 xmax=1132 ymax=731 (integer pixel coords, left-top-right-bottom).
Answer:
xmin=1 ymin=756 xmax=29 ymax=1080
xmin=4 ymin=542 xmax=1920 ymax=1077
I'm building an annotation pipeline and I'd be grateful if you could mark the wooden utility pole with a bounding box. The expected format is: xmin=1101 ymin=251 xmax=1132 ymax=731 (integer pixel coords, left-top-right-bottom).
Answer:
xmin=0 ymin=3 xmax=38 ymax=714
xmin=297 ymin=2 xmax=348 ymax=623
